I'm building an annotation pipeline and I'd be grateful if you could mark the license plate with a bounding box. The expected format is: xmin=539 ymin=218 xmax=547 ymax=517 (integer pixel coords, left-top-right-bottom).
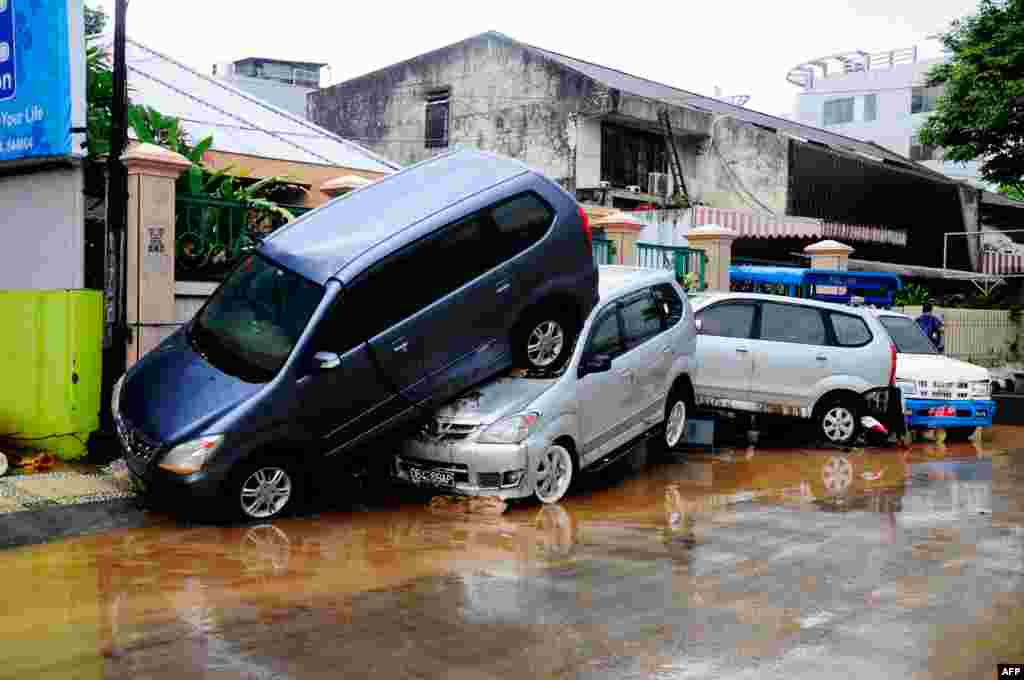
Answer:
xmin=408 ymin=466 xmax=455 ymax=487
xmin=929 ymin=406 xmax=956 ymax=417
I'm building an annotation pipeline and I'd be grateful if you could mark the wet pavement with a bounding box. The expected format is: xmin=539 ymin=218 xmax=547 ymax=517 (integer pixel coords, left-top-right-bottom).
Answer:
xmin=2 ymin=428 xmax=1024 ymax=679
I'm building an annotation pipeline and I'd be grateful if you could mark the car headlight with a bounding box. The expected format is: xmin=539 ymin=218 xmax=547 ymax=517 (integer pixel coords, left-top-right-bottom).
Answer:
xmin=971 ymin=380 xmax=991 ymax=398
xmin=158 ymin=435 xmax=225 ymax=475
xmin=895 ymin=379 xmax=917 ymax=397
xmin=477 ymin=413 xmax=540 ymax=445
xmin=111 ymin=375 xmax=124 ymax=418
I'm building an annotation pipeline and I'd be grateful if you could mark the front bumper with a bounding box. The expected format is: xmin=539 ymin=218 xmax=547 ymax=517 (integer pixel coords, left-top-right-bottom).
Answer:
xmin=903 ymin=398 xmax=996 ymax=429
xmin=393 ymin=435 xmax=533 ymax=500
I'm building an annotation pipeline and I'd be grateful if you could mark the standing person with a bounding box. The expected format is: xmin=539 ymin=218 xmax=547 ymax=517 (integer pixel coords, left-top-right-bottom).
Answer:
xmin=916 ymin=302 xmax=944 ymax=353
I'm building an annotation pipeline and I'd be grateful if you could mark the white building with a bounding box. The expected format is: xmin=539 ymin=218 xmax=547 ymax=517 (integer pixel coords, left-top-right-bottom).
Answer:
xmin=789 ymin=46 xmax=991 ymax=190
xmin=212 ymin=57 xmax=327 ymax=119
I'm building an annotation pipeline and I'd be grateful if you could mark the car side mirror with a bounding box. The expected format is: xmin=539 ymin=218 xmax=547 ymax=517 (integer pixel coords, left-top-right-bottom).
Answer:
xmin=581 ymin=353 xmax=612 ymax=376
xmin=314 ymin=351 xmax=341 ymax=370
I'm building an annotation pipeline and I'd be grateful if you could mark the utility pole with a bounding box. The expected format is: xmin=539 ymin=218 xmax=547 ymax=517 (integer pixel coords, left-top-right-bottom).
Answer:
xmin=100 ymin=0 xmax=129 ymax=431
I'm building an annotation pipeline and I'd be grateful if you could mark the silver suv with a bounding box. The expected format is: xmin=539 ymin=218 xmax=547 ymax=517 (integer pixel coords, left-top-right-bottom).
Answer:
xmin=393 ymin=266 xmax=698 ymax=503
xmin=690 ymin=293 xmax=895 ymax=446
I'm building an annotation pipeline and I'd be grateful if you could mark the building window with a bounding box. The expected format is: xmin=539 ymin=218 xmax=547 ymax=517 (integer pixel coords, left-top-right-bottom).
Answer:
xmin=911 ymin=85 xmax=943 ymax=114
xmin=600 ymin=123 xmax=668 ymax=190
xmin=425 ymin=89 xmax=450 ymax=149
xmin=909 ymin=135 xmax=939 ymax=161
xmin=823 ymin=98 xmax=854 ymax=126
xmin=863 ymin=94 xmax=877 ymax=122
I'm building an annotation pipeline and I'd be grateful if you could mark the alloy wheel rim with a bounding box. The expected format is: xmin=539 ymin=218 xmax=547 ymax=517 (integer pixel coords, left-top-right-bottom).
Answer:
xmin=665 ymin=401 xmax=687 ymax=447
xmin=822 ymin=456 xmax=853 ymax=494
xmin=535 ymin=447 xmax=571 ymax=503
xmin=527 ymin=321 xmax=565 ymax=367
xmin=823 ymin=406 xmax=855 ymax=443
xmin=240 ymin=467 xmax=293 ymax=519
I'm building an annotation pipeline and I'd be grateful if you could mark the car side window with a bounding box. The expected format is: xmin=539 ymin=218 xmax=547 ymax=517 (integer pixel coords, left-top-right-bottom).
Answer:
xmin=621 ymin=289 xmax=664 ymax=349
xmin=490 ymin=192 xmax=555 ymax=263
xmin=695 ymin=303 xmax=756 ymax=339
xmin=652 ymin=283 xmax=684 ymax=327
xmin=759 ymin=302 xmax=827 ymax=345
xmin=586 ymin=307 xmax=625 ymax=358
xmin=829 ymin=312 xmax=873 ymax=347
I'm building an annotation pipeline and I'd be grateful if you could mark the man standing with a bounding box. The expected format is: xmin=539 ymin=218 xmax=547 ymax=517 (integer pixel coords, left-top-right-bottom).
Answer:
xmin=916 ymin=302 xmax=944 ymax=352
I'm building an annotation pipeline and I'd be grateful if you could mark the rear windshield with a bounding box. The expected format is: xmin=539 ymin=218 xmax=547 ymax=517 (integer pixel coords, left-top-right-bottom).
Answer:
xmin=189 ymin=255 xmax=324 ymax=382
xmin=879 ymin=315 xmax=939 ymax=355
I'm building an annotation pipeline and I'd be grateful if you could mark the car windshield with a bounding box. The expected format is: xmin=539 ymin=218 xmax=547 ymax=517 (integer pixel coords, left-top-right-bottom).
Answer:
xmin=879 ymin=315 xmax=938 ymax=355
xmin=189 ymin=254 xmax=324 ymax=382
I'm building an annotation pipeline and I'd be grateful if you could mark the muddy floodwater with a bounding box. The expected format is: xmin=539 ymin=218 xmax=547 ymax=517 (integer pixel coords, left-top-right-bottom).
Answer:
xmin=2 ymin=427 xmax=1024 ymax=679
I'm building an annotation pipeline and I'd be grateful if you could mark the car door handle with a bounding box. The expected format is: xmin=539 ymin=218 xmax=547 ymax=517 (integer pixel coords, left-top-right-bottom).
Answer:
xmin=619 ymin=369 xmax=634 ymax=383
xmin=736 ymin=348 xmax=749 ymax=354
xmin=496 ymin=281 xmax=511 ymax=294
xmin=816 ymin=355 xmax=828 ymax=361
xmin=662 ymin=346 xmax=673 ymax=354
xmin=393 ymin=340 xmax=409 ymax=353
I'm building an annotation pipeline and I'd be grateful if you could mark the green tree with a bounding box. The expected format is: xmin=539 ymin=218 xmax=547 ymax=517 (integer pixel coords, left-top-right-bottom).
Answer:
xmin=83 ymin=3 xmax=112 ymax=157
xmin=917 ymin=0 xmax=1024 ymax=194
xmin=84 ymin=4 xmax=107 ymax=37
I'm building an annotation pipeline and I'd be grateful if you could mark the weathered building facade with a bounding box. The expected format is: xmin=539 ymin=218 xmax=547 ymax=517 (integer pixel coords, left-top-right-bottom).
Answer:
xmin=309 ymin=32 xmax=1024 ymax=273
xmin=308 ymin=32 xmax=788 ymax=214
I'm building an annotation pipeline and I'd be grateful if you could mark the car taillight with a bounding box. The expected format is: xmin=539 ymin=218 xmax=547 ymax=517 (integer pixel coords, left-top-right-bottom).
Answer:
xmin=578 ymin=205 xmax=592 ymax=246
xmin=889 ymin=343 xmax=897 ymax=386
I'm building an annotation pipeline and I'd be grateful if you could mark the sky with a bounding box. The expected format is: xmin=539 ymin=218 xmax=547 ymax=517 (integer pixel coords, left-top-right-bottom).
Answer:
xmin=93 ymin=0 xmax=979 ymax=118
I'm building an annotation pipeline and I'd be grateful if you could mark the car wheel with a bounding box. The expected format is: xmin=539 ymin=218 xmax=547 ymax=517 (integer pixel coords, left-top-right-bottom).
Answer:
xmin=515 ymin=307 xmax=576 ymax=373
xmin=816 ymin=397 xmax=860 ymax=446
xmin=944 ymin=427 xmax=977 ymax=441
xmin=533 ymin=444 xmax=575 ymax=504
xmin=664 ymin=395 xmax=689 ymax=452
xmin=227 ymin=458 xmax=304 ymax=522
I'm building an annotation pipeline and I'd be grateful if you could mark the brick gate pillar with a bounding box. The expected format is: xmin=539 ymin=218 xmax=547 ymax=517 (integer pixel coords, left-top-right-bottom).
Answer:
xmin=686 ymin=224 xmax=738 ymax=291
xmin=121 ymin=143 xmax=191 ymax=368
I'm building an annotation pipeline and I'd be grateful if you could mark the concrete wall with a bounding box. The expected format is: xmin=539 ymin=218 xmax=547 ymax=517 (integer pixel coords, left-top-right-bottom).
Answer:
xmin=0 ymin=165 xmax=85 ymax=290
xmin=691 ymin=116 xmax=788 ymax=213
xmin=308 ymin=34 xmax=603 ymax=186
xmin=175 ymin=281 xmax=216 ymax=325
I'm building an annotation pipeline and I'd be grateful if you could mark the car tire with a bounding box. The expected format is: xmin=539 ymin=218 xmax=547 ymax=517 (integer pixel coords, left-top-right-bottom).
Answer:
xmin=815 ymin=396 xmax=861 ymax=447
xmin=945 ymin=427 xmax=977 ymax=442
xmin=224 ymin=457 xmax=305 ymax=523
xmin=515 ymin=306 xmax=577 ymax=374
xmin=533 ymin=444 xmax=576 ymax=504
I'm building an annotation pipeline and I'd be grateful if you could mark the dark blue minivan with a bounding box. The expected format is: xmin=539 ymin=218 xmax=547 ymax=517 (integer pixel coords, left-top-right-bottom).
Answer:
xmin=114 ymin=150 xmax=599 ymax=520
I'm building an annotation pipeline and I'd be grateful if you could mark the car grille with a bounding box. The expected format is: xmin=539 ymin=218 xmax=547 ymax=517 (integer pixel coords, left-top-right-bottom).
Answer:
xmin=419 ymin=419 xmax=480 ymax=442
xmin=477 ymin=472 xmax=501 ymax=489
xmin=115 ymin=415 xmax=162 ymax=463
xmin=916 ymin=380 xmax=970 ymax=400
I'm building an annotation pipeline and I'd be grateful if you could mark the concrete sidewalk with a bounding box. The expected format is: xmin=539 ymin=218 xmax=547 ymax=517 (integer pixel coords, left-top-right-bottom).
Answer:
xmin=0 ymin=463 xmax=150 ymax=549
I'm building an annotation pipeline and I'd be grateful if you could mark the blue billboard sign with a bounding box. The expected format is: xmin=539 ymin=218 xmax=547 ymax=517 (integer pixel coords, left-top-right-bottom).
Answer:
xmin=0 ymin=0 xmax=73 ymax=163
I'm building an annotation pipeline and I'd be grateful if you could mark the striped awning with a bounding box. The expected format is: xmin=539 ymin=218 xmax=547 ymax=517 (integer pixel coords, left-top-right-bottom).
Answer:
xmin=691 ymin=206 xmax=907 ymax=245
xmin=981 ymin=251 xmax=1024 ymax=275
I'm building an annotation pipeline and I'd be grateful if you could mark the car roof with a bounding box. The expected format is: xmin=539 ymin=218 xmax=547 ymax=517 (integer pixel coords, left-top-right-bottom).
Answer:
xmin=259 ymin=149 xmax=534 ymax=284
xmin=598 ymin=266 xmax=674 ymax=300
xmin=689 ymin=291 xmax=879 ymax=316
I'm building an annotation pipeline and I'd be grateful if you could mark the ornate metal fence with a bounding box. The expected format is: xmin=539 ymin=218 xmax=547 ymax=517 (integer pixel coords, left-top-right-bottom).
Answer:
xmin=175 ymin=196 xmax=310 ymax=281
xmin=592 ymin=237 xmax=616 ymax=265
xmin=635 ymin=242 xmax=707 ymax=291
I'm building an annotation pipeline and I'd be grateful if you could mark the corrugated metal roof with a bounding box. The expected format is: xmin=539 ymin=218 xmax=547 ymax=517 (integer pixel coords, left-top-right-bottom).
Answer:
xmin=125 ymin=39 xmax=399 ymax=173
xmin=487 ymin=32 xmax=936 ymax=173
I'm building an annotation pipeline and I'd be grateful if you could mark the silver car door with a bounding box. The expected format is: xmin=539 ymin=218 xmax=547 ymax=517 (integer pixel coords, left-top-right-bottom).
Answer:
xmin=577 ymin=304 xmax=632 ymax=463
xmin=749 ymin=301 xmax=832 ymax=409
xmin=619 ymin=287 xmax=672 ymax=432
xmin=693 ymin=301 xmax=757 ymax=406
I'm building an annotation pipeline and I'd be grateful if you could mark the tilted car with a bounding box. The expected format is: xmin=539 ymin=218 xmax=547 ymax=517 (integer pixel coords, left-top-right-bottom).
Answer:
xmin=114 ymin=149 xmax=599 ymax=521
xmin=393 ymin=266 xmax=698 ymax=503
xmin=873 ymin=310 xmax=995 ymax=439
xmin=689 ymin=293 xmax=896 ymax=446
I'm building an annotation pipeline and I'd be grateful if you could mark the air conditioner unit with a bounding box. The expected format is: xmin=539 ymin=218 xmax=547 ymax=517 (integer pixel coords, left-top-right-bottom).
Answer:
xmin=648 ymin=172 xmax=670 ymax=196
xmin=598 ymin=180 xmax=610 ymax=189
xmin=626 ymin=185 xmax=641 ymax=193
